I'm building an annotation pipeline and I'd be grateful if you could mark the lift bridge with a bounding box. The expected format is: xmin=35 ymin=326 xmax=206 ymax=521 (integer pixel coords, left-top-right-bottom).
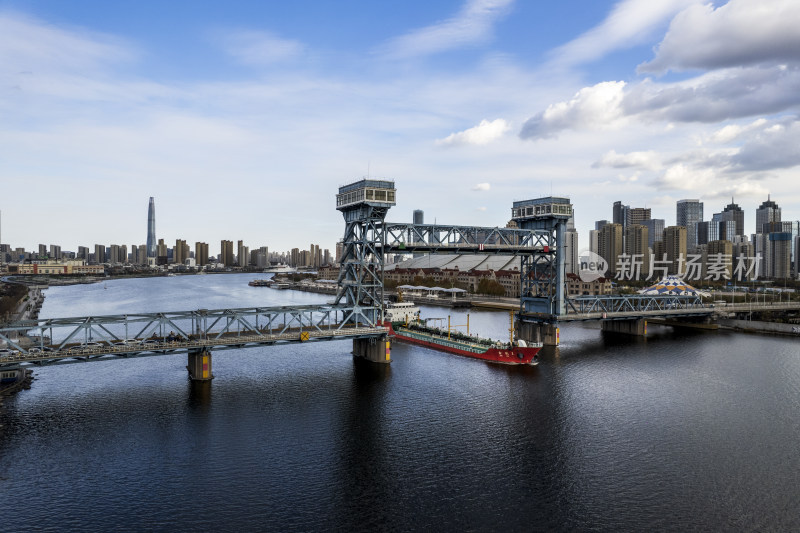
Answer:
xmin=0 ymin=178 xmax=710 ymax=380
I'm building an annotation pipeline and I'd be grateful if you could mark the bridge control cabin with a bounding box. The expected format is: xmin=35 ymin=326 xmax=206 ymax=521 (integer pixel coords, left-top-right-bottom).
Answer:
xmin=336 ymin=179 xmax=396 ymax=210
xmin=511 ymin=196 xmax=572 ymax=221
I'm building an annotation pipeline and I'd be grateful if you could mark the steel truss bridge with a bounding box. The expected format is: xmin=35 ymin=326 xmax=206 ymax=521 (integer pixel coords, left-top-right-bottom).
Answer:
xmin=0 ymin=304 xmax=387 ymax=368
xmin=0 ymin=178 xmax=733 ymax=377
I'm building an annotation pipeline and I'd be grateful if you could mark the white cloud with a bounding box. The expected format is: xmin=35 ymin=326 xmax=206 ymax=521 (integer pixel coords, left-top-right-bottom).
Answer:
xmin=472 ymin=182 xmax=491 ymax=191
xmin=593 ymin=149 xmax=660 ymax=170
xmin=476 ymin=206 xmax=488 ymax=211
xmin=654 ymin=163 xmax=715 ymax=191
xmin=708 ymin=118 xmax=768 ymax=144
xmin=521 ymin=65 xmax=800 ymax=140
xmin=219 ymin=30 xmax=304 ymax=65
xmin=382 ymin=0 xmax=514 ymax=59
xmin=729 ymin=118 xmax=800 ymax=171
xmin=640 ymin=0 xmax=800 ymax=74
xmin=519 ymin=81 xmax=626 ymax=139
xmin=0 ymin=11 xmax=136 ymax=73
xmin=552 ymin=0 xmax=699 ymax=67
xmin=703 ymin=181 xmax=770 ymax=200
xmin=437 ymin=119 xmax=510 ymax=146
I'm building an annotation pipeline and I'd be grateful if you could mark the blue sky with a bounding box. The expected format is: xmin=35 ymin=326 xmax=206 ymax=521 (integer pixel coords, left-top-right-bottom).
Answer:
xmin=2 ymin=0 xmax=799 ymax=255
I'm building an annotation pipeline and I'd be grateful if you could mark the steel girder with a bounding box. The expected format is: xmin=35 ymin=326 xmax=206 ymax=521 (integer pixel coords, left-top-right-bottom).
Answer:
xmin=565 ymin=295 xmax=706 ymax=315
xmin=379 ymin=223 xmax=550 ymax=255
xmin=0 ymin=304 xmax=372 ymax=360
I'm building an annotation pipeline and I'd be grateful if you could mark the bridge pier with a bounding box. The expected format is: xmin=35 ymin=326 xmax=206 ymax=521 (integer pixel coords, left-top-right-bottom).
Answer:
xmin=353 ymin=335 xmax=391 ymax=363
xmin=187 ymin=348 xmax=214 ymax=381
xmin=516 ymin=321 xmax=559 ymax=347
xmin=601 ymin=319 xmax=647 ymax=336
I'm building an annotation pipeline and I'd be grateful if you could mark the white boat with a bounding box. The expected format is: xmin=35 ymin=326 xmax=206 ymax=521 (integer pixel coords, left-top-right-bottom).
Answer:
xmin=264 ymin=265 xmax=296 ymax=273
xmin=384 ymin=301 xmax=421 ymax=323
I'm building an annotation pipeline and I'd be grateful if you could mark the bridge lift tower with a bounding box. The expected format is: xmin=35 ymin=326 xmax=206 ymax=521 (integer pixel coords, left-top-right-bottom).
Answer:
xmin=334 ymin=178 xmax=396 ymax=362
xmin=511 ymin=196 xmax=573 ymax=345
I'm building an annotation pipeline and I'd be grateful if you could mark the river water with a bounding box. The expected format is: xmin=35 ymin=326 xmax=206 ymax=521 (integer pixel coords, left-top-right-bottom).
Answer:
xmin=1 ymin=274 xmax=799 ymax=531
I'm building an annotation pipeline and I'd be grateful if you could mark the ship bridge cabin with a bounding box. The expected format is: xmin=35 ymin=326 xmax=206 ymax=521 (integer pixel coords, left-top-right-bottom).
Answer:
xmin=511 ymin=196 xmax=572 ymax=221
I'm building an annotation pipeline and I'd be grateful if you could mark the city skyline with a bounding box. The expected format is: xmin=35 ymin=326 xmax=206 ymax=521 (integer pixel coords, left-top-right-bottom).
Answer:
xmin=1 ymin=1 xmax=799 ymax=250
xmin=2 ymin=191 xmax=796 ymax=257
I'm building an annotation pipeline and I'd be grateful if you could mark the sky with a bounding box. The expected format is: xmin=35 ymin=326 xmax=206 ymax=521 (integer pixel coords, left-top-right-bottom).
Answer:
xmin=2 ymin=0 xmax=799 ymax=256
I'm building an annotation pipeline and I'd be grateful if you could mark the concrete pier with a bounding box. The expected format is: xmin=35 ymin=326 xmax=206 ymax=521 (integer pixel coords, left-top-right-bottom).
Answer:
xmin=601 ymin=319 xmax=647 ymax=336
xmin=353 ymin=336 xmax=391 ymax=363
xmin=517 ymin=321 xmax=560 ymax=346
xmin=187 ymin=348 xmax=213 ymax=381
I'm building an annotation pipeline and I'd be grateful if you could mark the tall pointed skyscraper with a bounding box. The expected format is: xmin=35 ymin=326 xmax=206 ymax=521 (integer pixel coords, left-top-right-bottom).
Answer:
xmin=146 ymin=197 xmax=157 ymax=258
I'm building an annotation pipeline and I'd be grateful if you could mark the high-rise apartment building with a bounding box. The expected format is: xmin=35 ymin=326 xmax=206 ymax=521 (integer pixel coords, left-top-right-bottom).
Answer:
xmin=599 ymin=223 xmax=623 ymax=275
xmin=156 ymin=239 xmax=168 ymax=264
xmin=627 ymin=207 xmax=651 ymax=227
xmin=94 ymin=244 xmax=106 ymax=264
xmin=595 ymin=220 xmax=610 ymax=231
xmin=137 ymin=244 xmax=147 ymax=265
xmin=77 ymin=246 xmax=89 ymax=262
xmin=174 ymin=239 xmax=189 ymax=265
xmin=413 ymin=209 xmax=424 ymax=225
xmin=589 ymin=229 xmax=600 ymax=255
xmin=733 ymin=239 xmax=755 ymax=281
xmin=49 ymin=244 xmax=62 ymax=261
xmin=676 ymin=199 xmax=703 ymax=250
xmin=335 ymin=241 xmax=344 ymax=265
xmin=795 ymin=235 xmax=800 ymax=277
xmin=146 ymin=197 xmax=157 ymax=258
xmin=663 ymin=226 xmax=687 ymax=275
xmin=237 ymin=240 xmax=249 ymax=267
xmin=110 ymin=244 xmax=121 ymax=264
xmin=195 ymin=242 xmax=209 ymax=266
xmin=768 ymin=233 xmax=792 ymax=279
xmin=565 ymin=229 xmax=579 ymax=275
xmin=625 ymin=224 xmax=649 ymax=277
xmin=221 ymin=240 xmax=234 ymax=266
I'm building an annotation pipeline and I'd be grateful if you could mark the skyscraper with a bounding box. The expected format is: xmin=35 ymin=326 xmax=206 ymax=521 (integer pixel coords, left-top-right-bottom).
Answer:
xmin=676 ymin=199 xmax=703 ymax=250
xmin=146 ymin=197 xmax=157 ymax=258
xmin=643 ymin=219 xmax=664 ymax=249
xmin=721 ymin=199 xmax=744 ymax=237
xmin=755 ymin=196 xmax=781 ymax=234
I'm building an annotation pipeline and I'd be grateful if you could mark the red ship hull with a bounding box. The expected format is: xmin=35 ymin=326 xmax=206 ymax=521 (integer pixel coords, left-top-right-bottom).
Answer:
xmin=384 ymin=322 xmax=540 ymax=365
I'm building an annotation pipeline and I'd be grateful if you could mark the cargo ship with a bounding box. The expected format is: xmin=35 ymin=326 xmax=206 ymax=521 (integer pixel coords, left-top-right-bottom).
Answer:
xmin=383 ymin=302 xmax=541 ymax=365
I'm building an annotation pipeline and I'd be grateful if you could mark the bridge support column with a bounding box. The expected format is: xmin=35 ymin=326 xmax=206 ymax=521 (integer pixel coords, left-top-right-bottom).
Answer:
xmin=601 ymin=319 xmax=647 ymax=336
xmin=353 ymin=335 xmax=391 ymax=363
xmin=187 ymin=348 xmax=214 ymax=381
xmin=516 ymin=321 xmax=559 ymax=347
